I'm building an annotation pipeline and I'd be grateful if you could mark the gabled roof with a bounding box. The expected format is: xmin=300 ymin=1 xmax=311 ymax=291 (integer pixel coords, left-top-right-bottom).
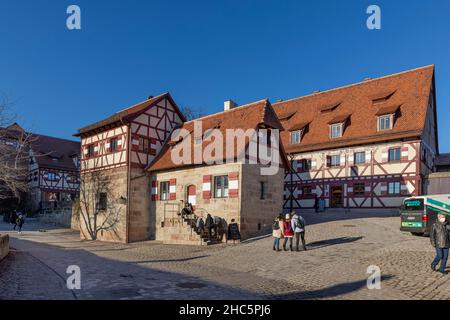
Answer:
xmin=30 ymin=133 xmax=80 ymax=171
xmin=74 ymin=92 xmax=186 ymax=137
xmin=273 ymin=65 xmax=436 ymax=153
xmin=147 ymin=99 xmax=289 ymax=172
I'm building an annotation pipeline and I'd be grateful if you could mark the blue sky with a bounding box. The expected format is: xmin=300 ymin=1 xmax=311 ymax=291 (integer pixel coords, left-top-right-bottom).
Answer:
xmin=1 ymin=0 xmax=449 ymax=151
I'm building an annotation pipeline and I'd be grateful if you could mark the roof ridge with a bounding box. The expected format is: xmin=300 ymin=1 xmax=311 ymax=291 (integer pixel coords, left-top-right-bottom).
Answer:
xmin=272 ymin=65 xmax=435 ymax=106
xmin=184 ymin=98 xmax=269 ymax=124
xmin=116 ymin=92 xmax=168 ymax=114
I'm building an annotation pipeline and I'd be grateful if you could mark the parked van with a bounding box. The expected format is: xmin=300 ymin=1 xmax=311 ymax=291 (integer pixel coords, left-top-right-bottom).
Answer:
xmin=400 ymin=195 xmax=450 ymax=236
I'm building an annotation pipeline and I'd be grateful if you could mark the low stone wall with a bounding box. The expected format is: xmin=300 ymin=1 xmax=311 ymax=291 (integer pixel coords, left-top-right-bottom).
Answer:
xmin=0 ymin=234 xmax=9 ymax=261
xmin=38 ymin=208 xmax=73 ymax=228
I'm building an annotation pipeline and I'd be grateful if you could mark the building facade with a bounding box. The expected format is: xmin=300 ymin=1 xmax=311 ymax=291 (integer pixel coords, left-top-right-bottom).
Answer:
xmin=273 ymin=65 xmax=439 ymax=211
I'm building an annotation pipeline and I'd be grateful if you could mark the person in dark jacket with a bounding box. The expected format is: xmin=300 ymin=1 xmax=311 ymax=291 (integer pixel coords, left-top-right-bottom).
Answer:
xmin=10 ymin=210 xmax=17 ymax=230
xmin=16 ymin=213 xmax=25 ymax=234
xmin=430 ymin=213 xmax=450 ymax=274
xmin=205 ymin=214 xmax=214 ymax=240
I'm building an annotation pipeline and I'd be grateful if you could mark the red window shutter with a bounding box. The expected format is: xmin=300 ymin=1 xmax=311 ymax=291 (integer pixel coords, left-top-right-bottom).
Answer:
xmin=151 ymin=180 xmax=159 ymax=201
xmin=228 ymin=172 xmax=239 ymax=198
xmin=202 ymin=175 xmax=212 ymax=199
xmin=401 ymin=146 xmax=408 ymax=161
xmin=169 ymin=179 xmax=176 ymax=200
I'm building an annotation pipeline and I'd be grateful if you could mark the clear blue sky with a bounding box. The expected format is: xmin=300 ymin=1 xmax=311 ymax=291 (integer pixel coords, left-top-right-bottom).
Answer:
xmin=1 ymin=0 xmax=449 ymax=151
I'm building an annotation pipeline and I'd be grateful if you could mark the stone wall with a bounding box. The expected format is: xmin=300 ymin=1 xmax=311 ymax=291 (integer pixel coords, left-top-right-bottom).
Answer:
xmin=151 ymin=163 xmax=242 ymax=242
xmin=128 ymin=168 xmax=152 ymax=242
xmin=38 ymin=208 xmax=73 ymax=228
xmin=0 ymin=234 xmax=9 ymax=261
xmin=240 ymin=163 xmax=285 ymax=238
xmin=423 ymin=172 xmax=450 ymax=195
xmin=151 ymin=162 xmax=285 ymax=242
xmin=79 ymin=166 xmax=129 ymax=243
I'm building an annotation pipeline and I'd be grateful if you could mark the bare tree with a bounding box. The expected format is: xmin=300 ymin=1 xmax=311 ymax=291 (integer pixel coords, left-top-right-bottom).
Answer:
xmin=0 ymin=101 xmax=33 ymax=201
xmin=180 ymin=105 xmax=204 ymax=121
xmin=78 ymin=170 xmax=124 ymax=240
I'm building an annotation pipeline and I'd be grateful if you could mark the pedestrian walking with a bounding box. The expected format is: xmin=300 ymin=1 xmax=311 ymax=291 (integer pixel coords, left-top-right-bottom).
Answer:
xmin=272 ymin=214 xmax=284 ymax=251
xmin=16 ymin=213 xmax=25 ymax=234
xmin=291 ymin=211 xmax=307 ymax=251
xmin=10 ymin=210 xmax=17 ymax=230
xmin=430 ymin=213 xmax=450 ymax=274
xmin=283 ymin=213 xmax=294 ymax=251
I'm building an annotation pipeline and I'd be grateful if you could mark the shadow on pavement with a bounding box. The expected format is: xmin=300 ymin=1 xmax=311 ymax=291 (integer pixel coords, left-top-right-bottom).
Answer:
xmin=272 ymin=275 xmax=394 ymax=300
xmin=307 ymin=236 xmax=364 ymax=250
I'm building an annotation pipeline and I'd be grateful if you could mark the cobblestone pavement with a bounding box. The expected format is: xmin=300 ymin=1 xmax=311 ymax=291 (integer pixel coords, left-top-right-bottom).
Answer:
xmin=1 ymin=212 xmax=449 ymax=300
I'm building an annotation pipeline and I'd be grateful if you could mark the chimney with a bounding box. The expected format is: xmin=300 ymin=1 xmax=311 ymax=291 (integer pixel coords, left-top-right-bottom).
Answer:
xmin=224 ymin=99 xmax=238 ymax=111
xmin=148 ymin=95 xmax=154 ymax=99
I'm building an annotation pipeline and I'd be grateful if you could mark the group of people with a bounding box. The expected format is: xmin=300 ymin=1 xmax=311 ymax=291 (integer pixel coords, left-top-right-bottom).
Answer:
xmin=180 ymin=202 xmax=241 ymax=243
xmin=430 ymin=213 xmax=450 ymax=274
xmin=272 ymin=211 xmax=307 ymax=252
xmin=7 ymin=210 xmax=25 ymax=234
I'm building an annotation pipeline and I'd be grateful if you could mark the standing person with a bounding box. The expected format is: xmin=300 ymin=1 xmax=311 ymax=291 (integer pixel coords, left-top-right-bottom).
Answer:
xmin=10 ymin=210 xmax=17 ymax=230
xmin=16 ymin=213 xmax=25 ymax=234
xmin=205 ymin=214 xmax=214 ymax=240
xmin=283 ymin=213 xmax=294 ymax=251
xmin=430 ymin=213 xmax=450 ymax=274
xmin=291 ymin=212 xmax=307 ymax=251
xmin=314 ymin=195 xmax=319 ymax=213
xmin=227 ymin=219 xmax=241 ymax=243
xmin=272 ymin=214 xmax=284 ymax=251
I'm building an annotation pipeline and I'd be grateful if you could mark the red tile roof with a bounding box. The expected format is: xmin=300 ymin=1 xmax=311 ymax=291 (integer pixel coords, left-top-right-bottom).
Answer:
xmin=273 ymin=65 xmax=436 ymax=154
xmin=147 ymin=99 xmax=289 ymax=172
xmin=74 ymin=92 xmax=186 ymax=137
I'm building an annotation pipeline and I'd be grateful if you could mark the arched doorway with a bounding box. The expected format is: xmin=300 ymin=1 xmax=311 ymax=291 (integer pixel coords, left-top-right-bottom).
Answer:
xmin=186 ymin=185 xmax=197 ymax=209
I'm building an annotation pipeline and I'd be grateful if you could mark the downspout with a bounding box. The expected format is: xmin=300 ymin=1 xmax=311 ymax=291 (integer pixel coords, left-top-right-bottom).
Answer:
xmin=125 ymin=121 xmax=131 ymax=243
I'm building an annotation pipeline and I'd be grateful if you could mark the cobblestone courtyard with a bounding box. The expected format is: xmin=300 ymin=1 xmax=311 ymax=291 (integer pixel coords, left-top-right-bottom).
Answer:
xmin=1 ymin=211 xmax=449 ymax=300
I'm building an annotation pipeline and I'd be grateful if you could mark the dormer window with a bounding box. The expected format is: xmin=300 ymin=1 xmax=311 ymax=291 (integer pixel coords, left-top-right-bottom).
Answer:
xmin=330 ymin=123 xmax=343 ymax=138
xmin=378 ymin=114 xmax=393 ymax=131
xmin=291 ymin=130 xmax=301 ymax=144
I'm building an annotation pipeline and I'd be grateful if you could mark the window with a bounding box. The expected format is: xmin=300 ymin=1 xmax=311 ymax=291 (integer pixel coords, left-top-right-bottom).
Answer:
xmin=388 ymin=148 xmax=401 ymax=162
xmin=260 ymin=182 xmax=266 ymax=200
xmin=98 ymin=193 xmax=107 ymax=210
xmin=87 ymin=144 xmax=94 ymax=158
xmin=327 ymin=155 xmax=341 ymax=168
xmin=379 ymin=115 xmax=392 ymax=131
xmin=291 ymin=131 xmax=301 ymax=144
xmin=302 ymin=186 xmax=312 ymax=196
xmin=302 ymin=159 xmax=312 ymax=171
xmin=214 ymin=175 xmax=229 ymax=198
xmin=139 ymin=137 xmax=150 ymax=153
xmin=110 ymin=138 xmax=118 ymax=153
xmin=354 ymin=183 xmax=365 ymax=196
xmin=354 ymin=152 xmax=366 ymax=165
xmin=388 ymin=182 xmax=400 ymax=195
xmin=47 ymin=172 xmax=57 ymax=181
xmin=330 ymin=124 xmax=342 ymax=138
xmin=160 ymin=181 xmax=170 ymax=201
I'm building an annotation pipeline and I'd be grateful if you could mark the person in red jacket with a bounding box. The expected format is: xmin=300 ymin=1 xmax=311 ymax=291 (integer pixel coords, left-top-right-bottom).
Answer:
xmin=283 ymin=213 xmax=294 ymax=251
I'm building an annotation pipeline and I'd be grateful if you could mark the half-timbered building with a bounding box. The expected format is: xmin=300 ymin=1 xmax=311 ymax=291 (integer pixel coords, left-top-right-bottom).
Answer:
xmin=273 ymin=65 xmax=439 ymax=211
xmin=74 ymin=93 xmax=186 ymax=242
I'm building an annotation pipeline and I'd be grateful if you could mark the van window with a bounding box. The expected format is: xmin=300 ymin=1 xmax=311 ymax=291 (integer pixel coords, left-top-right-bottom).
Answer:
xmin=403 ymin=199 xmax=424 ymax=211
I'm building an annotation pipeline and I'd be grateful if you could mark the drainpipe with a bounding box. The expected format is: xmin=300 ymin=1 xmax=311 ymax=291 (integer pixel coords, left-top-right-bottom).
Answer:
xmin=125 ymin=122 xmax=131 ymax=243
xmin=288 ymin=153 xmax=294 ymax=212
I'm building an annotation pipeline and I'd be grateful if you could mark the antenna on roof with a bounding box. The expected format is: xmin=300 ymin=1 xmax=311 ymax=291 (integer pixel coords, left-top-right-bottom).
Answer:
xmin=312 ymin=90 xmax=321 ymax=94
xmin=148 ymin=95 xmax=154 ymax=99
xmin=363 ymin=77 xmax=372 ymax=81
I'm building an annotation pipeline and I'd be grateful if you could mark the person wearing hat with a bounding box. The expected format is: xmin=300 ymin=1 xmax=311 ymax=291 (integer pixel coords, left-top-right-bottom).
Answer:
xmin=430 ymin=213 xmax=450 ymax=274
xmin=282 ymin=213 xmax=294 ymax=251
